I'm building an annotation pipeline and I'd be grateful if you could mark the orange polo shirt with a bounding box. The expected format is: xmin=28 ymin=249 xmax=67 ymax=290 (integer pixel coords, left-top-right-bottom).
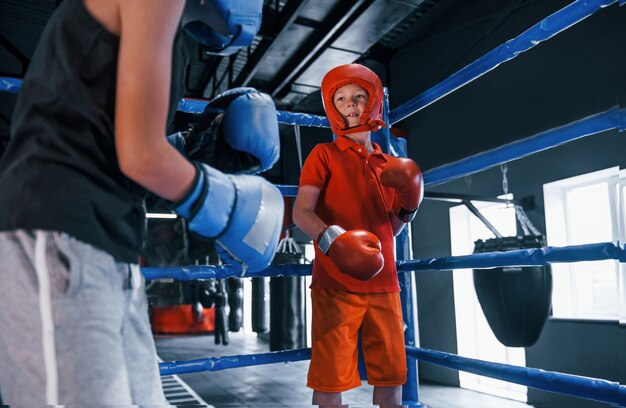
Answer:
xmin=299 ymin=135 xmax=399 ymax=293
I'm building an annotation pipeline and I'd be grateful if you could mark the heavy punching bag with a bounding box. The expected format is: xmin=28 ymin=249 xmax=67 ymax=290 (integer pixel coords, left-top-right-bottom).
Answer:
xmin=270 ymin=252 xmax=306 ymax=351
xmin=214 ymin=279 xmax=229 ymax=345
xmin=269 ymin=199 xmax=306 ymax=350
xmin=473 ymin=235 xmax=552 ymax=347
xmin=227 ymin=277 xmax=244 ymax=332
xmin=252 ymin=277 xmax=270 ymax=333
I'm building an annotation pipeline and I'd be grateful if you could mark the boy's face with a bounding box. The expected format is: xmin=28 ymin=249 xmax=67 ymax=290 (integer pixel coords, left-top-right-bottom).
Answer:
xmin=333 ymin=83 xmax=369 ymax=127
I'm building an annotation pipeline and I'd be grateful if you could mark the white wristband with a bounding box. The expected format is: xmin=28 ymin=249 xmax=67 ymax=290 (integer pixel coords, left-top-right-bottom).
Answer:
xmin=318 ymin=225 xmax=346 ymax=254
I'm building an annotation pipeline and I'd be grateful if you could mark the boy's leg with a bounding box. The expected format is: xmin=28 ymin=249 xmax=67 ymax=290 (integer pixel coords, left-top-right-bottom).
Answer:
xmin=123 ymin=264 xmax=170 ymax=405
xmin=312 ymin=390 xmax=344 ymax=406
xmin=0 ymin=230 xmax=134 ymax=405
xmin=307 ymin=289 xmax=366 ymax=398
xmin=0 ymin=230 xmax=49 ymax=406
xmin=373 ymin=385 xmax=405 ymax=407
xmin=362 ymin=293 xmax=407 ymax=407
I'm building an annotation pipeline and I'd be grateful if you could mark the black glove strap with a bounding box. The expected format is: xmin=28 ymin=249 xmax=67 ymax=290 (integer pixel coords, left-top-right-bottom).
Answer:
xmin=167 ymin=162 xmax=205 ymax=217
xmin=397 ymin=207 xmax=418 ymax=223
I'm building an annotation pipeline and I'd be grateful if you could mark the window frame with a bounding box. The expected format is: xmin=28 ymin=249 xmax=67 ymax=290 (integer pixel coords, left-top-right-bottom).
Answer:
xmin=543 ymin=167 xmax=621 ymax=321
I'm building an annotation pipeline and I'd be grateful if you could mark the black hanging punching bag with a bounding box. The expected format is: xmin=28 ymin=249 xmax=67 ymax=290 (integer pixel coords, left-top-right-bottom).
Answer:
xmin=473 ymin=235 xmax=552 ymax=347
xmin=214 ymin=279 xmax=229 ymax=345
xmin=270 ymin=252 xmax=306 ymax=351
xmin=227 ymin=278 xmax=244 ymax=332
xmin=252 ymin=277 xmax=270 ymax=333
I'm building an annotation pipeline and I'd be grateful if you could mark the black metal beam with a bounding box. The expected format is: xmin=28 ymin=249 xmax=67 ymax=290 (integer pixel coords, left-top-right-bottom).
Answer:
xmin=424 ymin=191 xmax=520 ymax=205
xmin=0 ymin=34 xmax=30 ymax=76
xmin=209 ymin=55 xmax=240 ymax=99
xmin=270 ymin=0 xmax=372 ymax=99
xmin=234 ymin=0 xmax=309 ymax=87
xmin=463 ymin=200 xmax=504 ymax=238
xmin=194 ymin=58 xmax=221 ymax=98
xmin=0 ymin=112 xmax=11 ymax=126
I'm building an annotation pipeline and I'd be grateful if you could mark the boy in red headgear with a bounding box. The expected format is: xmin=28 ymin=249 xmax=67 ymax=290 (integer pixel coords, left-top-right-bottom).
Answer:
xmin=293 ymin=63 xmax=424 ymax=407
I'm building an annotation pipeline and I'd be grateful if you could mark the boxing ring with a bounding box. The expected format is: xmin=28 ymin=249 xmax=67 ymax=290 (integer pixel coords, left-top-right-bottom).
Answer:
xmin=1 ymin=0 xmax=624 ymax=406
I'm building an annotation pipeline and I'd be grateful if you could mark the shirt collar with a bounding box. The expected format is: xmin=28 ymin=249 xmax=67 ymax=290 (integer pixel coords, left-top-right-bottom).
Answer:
xmin=333 ymin=135 xmax=386 ymax=159
xmin=334 ymin=135 xmax=355 ymax=151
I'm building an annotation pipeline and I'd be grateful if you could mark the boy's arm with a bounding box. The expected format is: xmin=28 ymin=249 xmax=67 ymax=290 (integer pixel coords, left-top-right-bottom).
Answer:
xmin=110 ymin=1 xmax=285 ymax=272
xmin=293 ymin=185 xmax=326 ymax=241
xmin=293 ymin=184 xmax=384 ymax=281
xmin=114 ymin=0 xmax=196 ymax=202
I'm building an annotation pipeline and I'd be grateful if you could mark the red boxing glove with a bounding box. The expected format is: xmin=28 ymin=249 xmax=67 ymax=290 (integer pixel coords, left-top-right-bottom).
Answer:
xmin=380 ymin=157 xmax=424 ymax=222
xmin=318 ymin=226 xmax=384 ymax=281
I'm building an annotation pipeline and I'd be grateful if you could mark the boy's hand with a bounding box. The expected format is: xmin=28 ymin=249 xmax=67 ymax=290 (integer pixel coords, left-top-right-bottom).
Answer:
xmin=318 ymin=226 xmax=384 ymax=280
xmin=168 ymin=88 xmax=280 ymax=175
xmin=380 ymin=157 xmax=424 ymax=222
xmin=170 ymin=162 xmax=284 ymax=272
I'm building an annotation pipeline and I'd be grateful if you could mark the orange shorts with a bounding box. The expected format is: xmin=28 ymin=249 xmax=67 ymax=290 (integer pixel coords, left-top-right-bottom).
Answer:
xmin=307 ymin=288 xmax=407 ymax=392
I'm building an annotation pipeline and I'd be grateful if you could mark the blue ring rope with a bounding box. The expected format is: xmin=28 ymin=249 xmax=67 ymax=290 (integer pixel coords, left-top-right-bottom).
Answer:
xmin=275 ymin=106 xmax=626 ymax=193
xmin=159 ymin=346 xmax=623 ymax=405
xmin=177 ymin=98 xmax=331 ymax=127
xmin=142 ymin=262 xmax=311 ymax=280
xmin=141 ymin=241 xmax=626 ymax=280
xmin=274 ymin=110 xmax=329 ymax=128
xmin=159 ymin=348 xmax=311 ymax=376
xmin=422 ymin=108 xmax=625 ymax=186
xmin=388 ymin=0 xmax=617 ymax=125
xmin=406 ymin=347 xmax=623 ymax=406
xmin=0 ymin=77 xmax=21 ymax=93
xmin=397 ymin=241 xmax=626 ymax=271
xmin=0 ymin=80 xmax=331 ymax=128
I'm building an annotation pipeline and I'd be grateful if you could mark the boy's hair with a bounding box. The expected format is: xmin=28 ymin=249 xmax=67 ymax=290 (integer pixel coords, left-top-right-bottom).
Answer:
xmin=321 ymin=64 xmax=386 ymax=136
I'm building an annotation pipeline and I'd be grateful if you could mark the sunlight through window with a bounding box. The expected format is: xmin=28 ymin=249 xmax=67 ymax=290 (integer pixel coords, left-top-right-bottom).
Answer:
xmin=544 ymin=167 xmax=620 ymax=320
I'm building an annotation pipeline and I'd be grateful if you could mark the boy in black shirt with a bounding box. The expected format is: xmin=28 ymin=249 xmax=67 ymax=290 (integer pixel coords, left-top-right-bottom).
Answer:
xmin=0 ymin=0 xmax=281 ymax=405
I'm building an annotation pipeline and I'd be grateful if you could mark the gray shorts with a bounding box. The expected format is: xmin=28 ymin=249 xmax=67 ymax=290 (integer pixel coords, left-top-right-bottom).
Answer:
xmin=0 ymin=230 xmax=169 ymax=406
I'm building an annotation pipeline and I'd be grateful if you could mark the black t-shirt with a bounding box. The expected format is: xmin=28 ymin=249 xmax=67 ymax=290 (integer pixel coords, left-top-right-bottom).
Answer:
xmin=0 ymin=0 xmax=189 ymax=263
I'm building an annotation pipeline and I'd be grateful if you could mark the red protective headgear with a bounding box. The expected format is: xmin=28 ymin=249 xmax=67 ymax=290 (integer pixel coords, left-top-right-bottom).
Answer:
xmin=321 ymin=64 xmax=387 ymax=136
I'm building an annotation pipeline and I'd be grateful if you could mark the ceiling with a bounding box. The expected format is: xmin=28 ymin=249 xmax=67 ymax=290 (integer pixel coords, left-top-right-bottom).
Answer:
xmin=0 ymin=0 xmax=448 ymax=130
xmin=184 ymin=0 xmax=445 ymax=109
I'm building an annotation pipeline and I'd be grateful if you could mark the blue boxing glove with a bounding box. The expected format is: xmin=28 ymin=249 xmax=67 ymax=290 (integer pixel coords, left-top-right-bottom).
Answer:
xmin=172 ymin=162 xmax=284 ymax=272
xmin=180 ymin=0 xmax=263 ymax=56
xmin=167 ymin=87 xmax=279 ymax=175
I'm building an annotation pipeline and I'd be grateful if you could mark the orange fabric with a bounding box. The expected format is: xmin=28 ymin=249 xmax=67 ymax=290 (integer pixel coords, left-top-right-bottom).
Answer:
xmin=151 ymin=305 xmax=215 ymax=334
xmin=299 ymin=135 xmax=399 ymax=292
xmin=307 ymin=289 xmax=407 ymax=392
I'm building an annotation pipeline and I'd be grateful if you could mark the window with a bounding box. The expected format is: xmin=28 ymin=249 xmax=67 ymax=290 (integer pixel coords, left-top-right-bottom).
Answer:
xmin=450 ymin=200 xmax=527 ymax=402
xmin=543 ymin=167 xmax=621 ymax=320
